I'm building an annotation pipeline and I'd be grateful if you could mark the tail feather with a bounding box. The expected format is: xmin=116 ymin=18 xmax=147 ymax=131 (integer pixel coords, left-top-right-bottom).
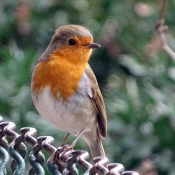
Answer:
xmin=84 ymin=129 xmax=105 ymax=157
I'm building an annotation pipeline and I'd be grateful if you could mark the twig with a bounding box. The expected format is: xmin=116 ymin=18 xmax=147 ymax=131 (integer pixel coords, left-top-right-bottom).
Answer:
xmin=159 ymin=0 xmax=168 ymax=19
xmin=156 ymin=0 xmax=175 ymax=61
xmin=156 ymin=19 xmax=175 ymax=61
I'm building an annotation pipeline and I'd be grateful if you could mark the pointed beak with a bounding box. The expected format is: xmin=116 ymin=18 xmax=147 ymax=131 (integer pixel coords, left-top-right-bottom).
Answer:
xmin=88 ymin=42 xmax=101 ymax=49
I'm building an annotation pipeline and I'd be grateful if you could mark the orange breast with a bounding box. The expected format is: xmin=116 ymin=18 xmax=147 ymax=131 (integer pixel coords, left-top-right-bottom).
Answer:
xmin=32 ymin=49 xmax=91 ymax=100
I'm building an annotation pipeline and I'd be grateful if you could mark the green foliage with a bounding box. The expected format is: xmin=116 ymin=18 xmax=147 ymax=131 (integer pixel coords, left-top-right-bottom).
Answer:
xmin=0 ymin=1 xmax=175 ymax=174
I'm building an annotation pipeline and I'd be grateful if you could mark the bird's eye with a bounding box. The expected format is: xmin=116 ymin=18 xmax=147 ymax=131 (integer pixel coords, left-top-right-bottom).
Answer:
xmin=68 ymin=39 xmax=76 ymax=46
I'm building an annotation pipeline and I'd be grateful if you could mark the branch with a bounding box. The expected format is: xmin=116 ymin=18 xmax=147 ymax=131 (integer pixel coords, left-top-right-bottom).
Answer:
xmin=159 ymin=0 xmax=168 ymax=19
xmin=156 ymin=19 xmax=175 ymax=61
xmin=155 ymin=0 xmax=175 ymax=62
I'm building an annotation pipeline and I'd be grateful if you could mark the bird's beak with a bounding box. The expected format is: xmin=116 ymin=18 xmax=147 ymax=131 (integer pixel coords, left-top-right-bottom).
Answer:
xmin=88 ymin=42 xmax=101 ymax=49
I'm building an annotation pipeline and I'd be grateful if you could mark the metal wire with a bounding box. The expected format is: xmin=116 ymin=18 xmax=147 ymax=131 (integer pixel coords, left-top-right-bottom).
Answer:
xmin=0 ymin=116 xmax=140 ymax=175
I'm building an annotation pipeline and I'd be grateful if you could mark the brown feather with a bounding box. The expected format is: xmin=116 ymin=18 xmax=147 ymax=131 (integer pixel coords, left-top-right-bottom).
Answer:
xmin=85 ymin=64 xmax=107 ymax=138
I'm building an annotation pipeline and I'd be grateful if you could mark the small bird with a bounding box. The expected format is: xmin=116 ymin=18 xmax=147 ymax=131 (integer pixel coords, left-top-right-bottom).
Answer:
xmin=31 ymin=25 xmax=107 ymax=157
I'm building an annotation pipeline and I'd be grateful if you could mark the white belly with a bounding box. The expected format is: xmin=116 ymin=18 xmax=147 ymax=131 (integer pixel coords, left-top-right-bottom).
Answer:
xmin=32 ymin=73 xmax=97 ymax=135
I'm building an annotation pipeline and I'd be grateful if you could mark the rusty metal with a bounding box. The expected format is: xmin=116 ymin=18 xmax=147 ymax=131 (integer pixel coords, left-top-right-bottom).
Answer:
xmin=0 ymin=116 xmax=140 ymax=175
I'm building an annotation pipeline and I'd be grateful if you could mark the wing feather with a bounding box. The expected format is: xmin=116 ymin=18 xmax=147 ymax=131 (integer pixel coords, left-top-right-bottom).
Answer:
xmin=85 ymin=64 xmax=107 ymax=138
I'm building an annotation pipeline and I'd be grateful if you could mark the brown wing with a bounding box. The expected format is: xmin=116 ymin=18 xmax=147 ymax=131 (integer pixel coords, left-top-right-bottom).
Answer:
xmin=85 ymin=64 xmax=107 ymax=138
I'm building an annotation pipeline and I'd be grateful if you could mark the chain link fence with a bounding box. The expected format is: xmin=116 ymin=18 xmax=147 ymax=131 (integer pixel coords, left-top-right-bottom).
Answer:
xmin=0 ymin=116 xmax=139 ymax=175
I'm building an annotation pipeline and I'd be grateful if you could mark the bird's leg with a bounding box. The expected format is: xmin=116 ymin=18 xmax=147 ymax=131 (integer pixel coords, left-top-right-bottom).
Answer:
xmin=70 ymin=128 xmax=85 ymax=148
xmin=61 ymin=133 xmax=70 ymax=146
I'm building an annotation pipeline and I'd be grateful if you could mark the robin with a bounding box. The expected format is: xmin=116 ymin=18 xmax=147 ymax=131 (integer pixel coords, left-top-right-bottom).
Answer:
xmin=31 ymin=24 xmax=107 ymax=157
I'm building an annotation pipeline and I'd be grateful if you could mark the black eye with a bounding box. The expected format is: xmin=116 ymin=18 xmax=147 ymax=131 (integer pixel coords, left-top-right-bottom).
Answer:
xmin=68 ymin=39 xmax=76 ymax=45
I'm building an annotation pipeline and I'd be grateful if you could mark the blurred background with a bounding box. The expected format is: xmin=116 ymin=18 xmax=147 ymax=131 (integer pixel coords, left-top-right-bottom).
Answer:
xmin=0 ymin=0 xmax=175 ymax=174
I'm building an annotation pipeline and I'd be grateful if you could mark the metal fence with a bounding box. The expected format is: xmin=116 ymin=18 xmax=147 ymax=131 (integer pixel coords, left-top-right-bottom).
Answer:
xmin=0 ymin=116 xmax=139 ymax=175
